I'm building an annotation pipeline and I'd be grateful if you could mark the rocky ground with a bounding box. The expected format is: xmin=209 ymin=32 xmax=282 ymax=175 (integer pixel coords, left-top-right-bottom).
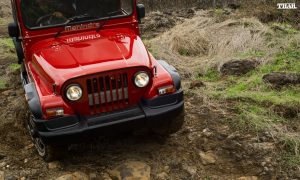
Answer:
xmin=0 ymin=1 xmax=300 ymax=180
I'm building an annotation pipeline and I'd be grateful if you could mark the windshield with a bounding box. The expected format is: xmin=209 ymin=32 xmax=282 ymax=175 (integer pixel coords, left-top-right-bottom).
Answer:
xmin=20 ymin=0 xmax=133 ymax=29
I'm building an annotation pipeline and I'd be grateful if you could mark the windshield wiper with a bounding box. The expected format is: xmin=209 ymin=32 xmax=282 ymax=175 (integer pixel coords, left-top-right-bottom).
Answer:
xmin=96 ymin=10 xmax=123 ymax=32
xmin=55 ymin=14 xmax=98 ymax=38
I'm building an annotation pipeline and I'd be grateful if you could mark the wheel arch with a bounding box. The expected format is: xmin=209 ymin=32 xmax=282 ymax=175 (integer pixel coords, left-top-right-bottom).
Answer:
xmin=157 ymin=60 xmax=181 ymax=90
xmin=24 ymin=83 xmax=43 ymax=119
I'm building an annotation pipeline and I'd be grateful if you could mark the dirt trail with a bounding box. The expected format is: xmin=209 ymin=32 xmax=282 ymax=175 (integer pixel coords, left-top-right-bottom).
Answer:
xmin=0 ymin=2 xmax=294 ymax=180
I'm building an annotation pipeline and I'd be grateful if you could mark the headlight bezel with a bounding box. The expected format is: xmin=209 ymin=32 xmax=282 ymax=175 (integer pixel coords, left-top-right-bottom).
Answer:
xmin=65 ymin=84 xmax=83 ymax=101
xmin=134 ymin=71 xmax=150 ymax=88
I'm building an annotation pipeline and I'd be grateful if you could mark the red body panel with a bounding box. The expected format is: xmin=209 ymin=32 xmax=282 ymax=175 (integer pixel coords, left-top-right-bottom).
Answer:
xmin=15 ymin=0 xmax=175 ymax=119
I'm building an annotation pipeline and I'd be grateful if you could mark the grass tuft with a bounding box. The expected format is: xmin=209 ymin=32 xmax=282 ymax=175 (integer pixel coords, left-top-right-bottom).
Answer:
xmin=239 ymin=50 xmax=266 ymax=59
xmin=234 ymin=103 xmax=285 ymax=131
xmin=0 ymin=79 xmax=7 ymax=90
xmin=0 ymin=38 xmax=14 ymax=49
xmin=9 ymin=63 xmax=20 ymax=71
xmin=198 ymin=68 xmax=221 ymax=82
xmin=271 ymin=23 xmax=300 ymax=35
xmin=283 ymin=154 xmax=300 ymax=167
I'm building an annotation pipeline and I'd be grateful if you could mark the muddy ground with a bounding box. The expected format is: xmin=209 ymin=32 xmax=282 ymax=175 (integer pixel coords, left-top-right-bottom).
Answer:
xmin=0 ymin=1 xmax=299 ymax=180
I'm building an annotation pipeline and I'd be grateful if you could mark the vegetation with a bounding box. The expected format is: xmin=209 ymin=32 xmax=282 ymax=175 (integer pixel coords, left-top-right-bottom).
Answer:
xmin=0 ymin=38 xmax=14 ymax=49
xmin=0 ymin=79 xmax=7 ymax=90
xmin=0 ymin=18 xmax=4 ymax=25
xmin=9 ymin=63 xmax=20 ymax=71
xmin=196 ymin=40 xmax=300 ymax=166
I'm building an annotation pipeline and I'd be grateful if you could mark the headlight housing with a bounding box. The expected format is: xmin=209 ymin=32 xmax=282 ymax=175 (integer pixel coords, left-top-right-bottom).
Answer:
xmin=66 ymin=84 xmax=82 ymax=101
xmin=134 ymin=71 xmax=150 ymax=88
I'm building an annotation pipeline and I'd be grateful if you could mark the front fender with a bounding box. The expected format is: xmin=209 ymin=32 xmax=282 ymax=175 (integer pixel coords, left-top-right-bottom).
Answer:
xmin=24 ymin=83 xmax=43 ymax=119
xmin=158 ymin=60 xmax=181 ymax=90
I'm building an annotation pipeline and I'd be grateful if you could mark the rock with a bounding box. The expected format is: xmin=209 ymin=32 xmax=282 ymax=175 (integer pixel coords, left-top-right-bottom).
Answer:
xmin=237 ymin=176 xmax=258 ymax=180
xmin=163 ymin=166 xmax=170 ymax=173
xmin=156 ymin=172 xmax=168 ymax=180
xmin=48 ymin=161 xmax=61 ymax=169
xmin=0 ymin=171 xmax=3 ymax=180
xmin=202 ymin=128 xmax=213 ymax=138
xmin=263 ymin=72 xmax=300 ymax=87
xmin=199 ymin=151 xmax=217 ymax=165
xmin=108 ymin=161 xmax=151 ymax=180
xmin=220 ymin=60 xmax=260 ymax=76
xmin=0 ymin=162 xmax=6 ymax=168
xmin=24 ymin=159 xmax=29 ymax=164
xmin=189 ymin=80 xmax=205 ymax=89
xmin=182 ymin=165 xmax=197 ymax=176
xmin=20 ymin=177 xmax=26 ymax=180
xmin=56 ymin=172 xmax=89 ymax=180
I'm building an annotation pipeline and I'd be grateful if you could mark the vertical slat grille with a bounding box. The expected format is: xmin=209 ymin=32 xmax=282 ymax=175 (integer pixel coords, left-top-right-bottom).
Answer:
xmin=87 ymin=73 xmax=129 ymax=114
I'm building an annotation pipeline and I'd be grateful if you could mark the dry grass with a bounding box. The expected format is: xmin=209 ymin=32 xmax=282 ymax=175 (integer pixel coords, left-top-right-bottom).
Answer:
xmin=146 ymin=10 xmax=298 ymax=78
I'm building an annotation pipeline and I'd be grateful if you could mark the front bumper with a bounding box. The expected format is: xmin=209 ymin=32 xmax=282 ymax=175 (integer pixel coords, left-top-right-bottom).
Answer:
xmin=32 ymin=89 xmax=184 ymax=144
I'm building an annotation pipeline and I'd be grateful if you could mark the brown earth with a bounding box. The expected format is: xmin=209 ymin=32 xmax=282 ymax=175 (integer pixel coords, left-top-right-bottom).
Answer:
xmin=0 ymin=1 xmax=298 ymax=180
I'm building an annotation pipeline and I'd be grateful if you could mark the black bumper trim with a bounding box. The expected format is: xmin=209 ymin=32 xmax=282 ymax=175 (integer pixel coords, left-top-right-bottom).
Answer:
xmin=33 ymin=90 xmax=184 ymax=143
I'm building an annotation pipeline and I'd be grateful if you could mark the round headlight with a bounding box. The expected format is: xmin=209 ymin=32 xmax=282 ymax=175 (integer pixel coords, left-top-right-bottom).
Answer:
xmin=134 ymin=71 xmax=150 ymax=88
xmin=66 ymin=85 xmax=82 ymax=101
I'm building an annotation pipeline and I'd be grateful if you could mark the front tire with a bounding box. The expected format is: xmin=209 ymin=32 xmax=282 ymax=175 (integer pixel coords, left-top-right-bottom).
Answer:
xmin=26 ymin=115 xmax=67 ymax=162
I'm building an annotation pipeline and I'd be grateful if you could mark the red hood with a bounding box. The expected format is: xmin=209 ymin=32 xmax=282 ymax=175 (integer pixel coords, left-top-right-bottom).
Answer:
xmin=29 ymin=28 xmax=152 ymax=90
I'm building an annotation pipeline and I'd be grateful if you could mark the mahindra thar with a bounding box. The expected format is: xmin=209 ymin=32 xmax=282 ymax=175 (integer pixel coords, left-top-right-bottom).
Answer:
xmin=8 ymin=0 xmax=184 ymax=161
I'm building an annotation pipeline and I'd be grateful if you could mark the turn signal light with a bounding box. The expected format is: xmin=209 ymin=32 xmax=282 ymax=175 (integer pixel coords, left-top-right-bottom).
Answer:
xmin=158 ymin=85 xmax=176 ymax=96
xmin=46 ymin=108 xmax=64 ymax=118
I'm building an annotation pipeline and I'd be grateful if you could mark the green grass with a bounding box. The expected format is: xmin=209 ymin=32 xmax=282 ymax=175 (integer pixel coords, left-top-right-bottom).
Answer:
xmin=0 ymin=79 xmax=7 ymax=90
xmin=239 ymin=50 xmax=266 ymax=59
xmin=0 ymin=38 xmax=14 ymax=49
xmin=0 ymin=18 xmax=4 ymax=25
xmin=9 ymin=63 xmax=20 ymax=71
xmin=233 ymin=103 xmax=285 ymax=131
xmin=281 ymin=134 xmax=300 ymax=167
xmin=178 ymin=47 xmax=191 ymax=56
xmin=198 ymin=41 xmax=300 ymax=167
xmin=271 ymin=23 xmax=300 ymax=35
xmin=200 ymin=68 xmax=221 ymax=82
xmin=214 ymin=8 xmax=225 ymax=15
xmin=283 ymin=154 xmax=300 ymax=167
xmin=261 ymin=45 xmax=300 ymax=73
xmin=204 ymin=43 xmax=300 ymax=107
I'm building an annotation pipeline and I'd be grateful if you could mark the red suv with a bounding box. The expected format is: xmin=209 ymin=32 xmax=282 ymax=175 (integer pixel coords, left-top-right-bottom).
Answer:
xmin=8 ymin=0 xmax=184 ymax=161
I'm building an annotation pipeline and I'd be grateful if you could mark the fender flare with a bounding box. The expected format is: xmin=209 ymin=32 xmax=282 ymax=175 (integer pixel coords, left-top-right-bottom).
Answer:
xmin=24 ymin=83 xmax=43 ymax=119
xmin=157 ymin=60 xmax=181 ymax=90
xmin=12 ymin=37 xmax=24 ymax=64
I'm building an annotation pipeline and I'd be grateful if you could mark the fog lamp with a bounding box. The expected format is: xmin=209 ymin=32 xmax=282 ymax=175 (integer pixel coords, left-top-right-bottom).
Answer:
xmin=158 ymin=85 xmax=176 ymax=95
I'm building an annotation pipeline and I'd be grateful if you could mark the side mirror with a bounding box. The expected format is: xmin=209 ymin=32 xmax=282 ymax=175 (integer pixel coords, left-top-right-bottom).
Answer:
xmin=136 ymin=4 xmax=145 ymax=23
xmin=8 ymin=22 xmax=19 ymax=38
